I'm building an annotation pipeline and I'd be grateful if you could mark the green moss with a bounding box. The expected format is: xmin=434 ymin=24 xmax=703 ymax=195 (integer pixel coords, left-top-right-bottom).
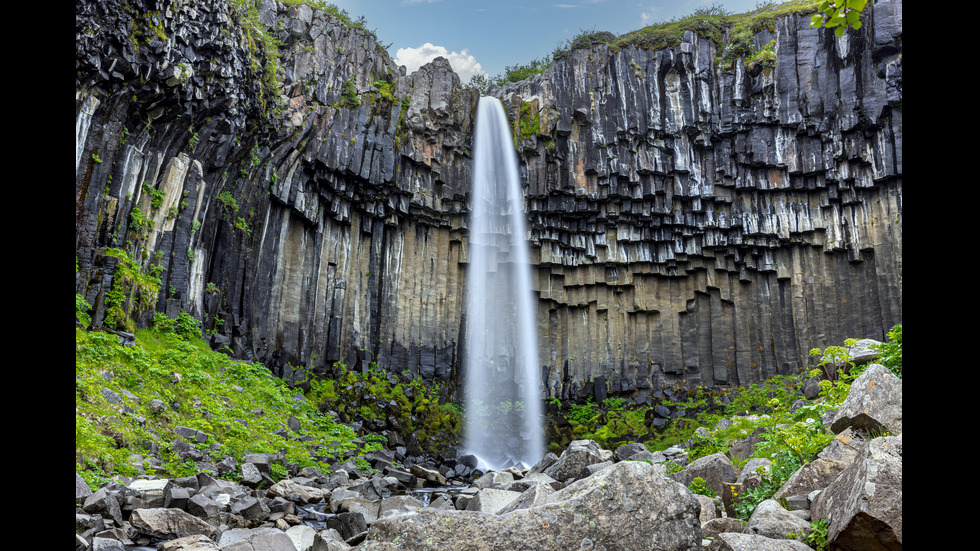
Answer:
xmin=102 ymin=248 xmax=164 ymax=332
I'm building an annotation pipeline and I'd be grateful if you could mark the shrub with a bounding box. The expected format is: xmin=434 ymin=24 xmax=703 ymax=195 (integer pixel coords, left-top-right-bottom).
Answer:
xmin=870 ymin=324 xmax=902 ymax=379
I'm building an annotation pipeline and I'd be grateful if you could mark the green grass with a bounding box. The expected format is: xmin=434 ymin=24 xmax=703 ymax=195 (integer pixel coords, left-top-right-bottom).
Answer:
xmin=75 ymin=323 xmax=361 ymax=490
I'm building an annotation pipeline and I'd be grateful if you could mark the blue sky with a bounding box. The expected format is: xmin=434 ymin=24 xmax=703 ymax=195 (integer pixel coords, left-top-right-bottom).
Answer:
xmin=331 ymin=0 xmax=762 ymax=83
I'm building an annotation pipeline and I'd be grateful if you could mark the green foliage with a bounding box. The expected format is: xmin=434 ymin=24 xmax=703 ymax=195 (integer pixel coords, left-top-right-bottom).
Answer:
xmin=567 ymin=398 xmax=601 ymax=426
xmin=745 ymin=39 xmax=777 ymax=73
xmin=552 ymin=29 xmax=617 ymax=60
xmin=312 ymin=363 xmax=462 ymax=456
xmin=755 ymin=418 xmax=834 ymax=466
xmin=372 ymin=79 xmax=395 ymax=103
xmin=152 ymin=311 xmax=202 ymax=341
xmin=142 ymin=181 xmax=165 ymax=211
xmin=497 ymin=58 xmax=552 ymax=84
xmin=810 ymin=0 xmax=868 ymax=36
xmin=216 ymin=191 xmax=239 ymax=215
xmin=791 ymin=518 xmax=830 ymax=550
xmin=732 ymin=448 xmax=801 ymax=520
xmin=513 ymin=101 xmax=541 ymax=144
xmin=234 ymin=216 xmax=252 ymax=237
xmin=102 ymin=248 xmax=164 ymax=331
xmin=689 ymin=476 xmax=716 ymax=497
xmin=76 ymin=294 xmax=93 ymax=327
xmin=76 ymin=323 xmax=361 ymax=486
xmin=870 ymin=324 xmax=902 ymax=379
xmin=337 ymin=79 xmax=360 ymax=109
xmin=227 ymin=0 xmax=283 ymax=120
xmin=808 ymin=338 xmax=858 ymax=379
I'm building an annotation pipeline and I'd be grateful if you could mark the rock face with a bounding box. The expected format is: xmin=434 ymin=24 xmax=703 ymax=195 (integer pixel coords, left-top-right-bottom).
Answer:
xmin=75 ymin=0 xmax=903 ymax=398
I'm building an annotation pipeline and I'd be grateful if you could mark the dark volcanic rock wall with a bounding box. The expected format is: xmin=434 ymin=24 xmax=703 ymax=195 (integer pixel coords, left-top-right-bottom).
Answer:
xmin=75 ymin=0 xmax=902 ymax=401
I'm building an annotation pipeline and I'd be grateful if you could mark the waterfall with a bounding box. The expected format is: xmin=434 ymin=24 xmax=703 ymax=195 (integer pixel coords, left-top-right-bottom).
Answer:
xmin=462 ymin=97 xmax=544 ymax=471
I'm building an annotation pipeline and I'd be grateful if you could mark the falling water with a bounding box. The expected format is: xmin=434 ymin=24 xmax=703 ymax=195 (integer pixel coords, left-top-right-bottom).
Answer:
xmin=462 ymin=97 xmax=544 ymax=472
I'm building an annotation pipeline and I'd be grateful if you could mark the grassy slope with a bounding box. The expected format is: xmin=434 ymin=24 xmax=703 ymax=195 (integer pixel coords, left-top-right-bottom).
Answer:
xmin=75 ymin=325 xmax=363 ymax=489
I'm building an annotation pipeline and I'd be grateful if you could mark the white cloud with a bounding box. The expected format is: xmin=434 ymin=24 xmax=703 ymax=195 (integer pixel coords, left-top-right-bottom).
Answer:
xmin=395 ymin=43 xmax=487 ymax=84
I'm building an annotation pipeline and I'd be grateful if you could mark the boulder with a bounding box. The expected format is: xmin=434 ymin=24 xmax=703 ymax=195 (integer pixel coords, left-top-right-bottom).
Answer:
xmin=825 ymin=364 xmax=903 ymax=436
xmin=409 ymin=464 xmax=446 ymax=486
xmin=377 ymin=495 xmax=425 ymax=520
xmin=82 ymin=488 xmax=124 ymax=526
xmin=463 ymin=488 xmax=521 ymax=514
xmin=669 ymin=452 xmax=737 ymax=499
xmin=496 ymin=483 xmax=555 ymax=514
xmin=701 ymin=518 xmax=745 ymax=539
xmin=128 ymin=508 xmax=221 ymax=542
xmin=362 ymin=461 xmax=701 ymax=550
xmin=542 ymin=439 xmax=605 ymax=482
xmin=498 ymin=472 xmax=557 ymax=493
xmin=285 ymin=524 xmax=318 ymax=551
xmin=157 ymin=534 xmax=221 ymax=550
xmin=472 ymin=470 xmax=514 ymax=489
xmin=186 ymin=493 xmax=225 ymax=519
xmin=76 ymin=472 xmax=94 ymax=502
xmin=743 ymin=499 xmax=811 ymax=540
xmin=811 ymin=435 xmax=903 ymax=550
xmin=128 ymin=478 xmax=171 ymax=508
xmin=705 ymin=532 xmax=814 ymax=550
xmin=266 ymin=478 xmax=326 ymax=504
xmin=217 ymin=527 xmax=297 ymax=550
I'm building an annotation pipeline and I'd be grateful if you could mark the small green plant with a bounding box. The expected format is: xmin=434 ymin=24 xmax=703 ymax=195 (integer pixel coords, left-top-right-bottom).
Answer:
xmin=801 ymin=518 xmax=829 ymax=550
xmin=216 ymin=191 xmax=238 ymax=215
xmin=337 ymin=79 xmax=360 ymax=109
xmin=689 ymin=476 xmax=716 ymax=497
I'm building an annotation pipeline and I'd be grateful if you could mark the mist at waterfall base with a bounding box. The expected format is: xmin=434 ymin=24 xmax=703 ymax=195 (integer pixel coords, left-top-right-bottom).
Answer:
xmin=462 ymin=97 xmax=545 ymax=472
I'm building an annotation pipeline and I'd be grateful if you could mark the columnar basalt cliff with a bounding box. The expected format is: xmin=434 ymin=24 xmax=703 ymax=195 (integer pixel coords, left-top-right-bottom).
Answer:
xmin=75 ymin=0 xmax=902 ymax=402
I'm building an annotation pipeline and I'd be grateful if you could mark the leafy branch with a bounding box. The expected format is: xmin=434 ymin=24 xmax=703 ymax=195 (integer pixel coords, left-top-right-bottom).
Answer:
xmin=810 ymin=0 xmax=868 ymax=36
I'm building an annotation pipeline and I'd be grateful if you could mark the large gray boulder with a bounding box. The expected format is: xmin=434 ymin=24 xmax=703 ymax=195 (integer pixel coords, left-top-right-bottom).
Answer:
xmin=706 ymin=532 xmax=814 ymax=550
xmin=157 ymin=534 xmax=221 ymax=550
xmin=773 ymin=428 xmax=867 ymax=503
xmin=542 ymin=439 xmax=606 ymax=482
xmin=825 ymin=364 xmax=902 ymax=435
xmin=128 ymin=507 xmax=221 ymax=542
xmin=463 ymin=488 xmax=521 ymax=514
xmin=811 ymin=435 xmax=903 ymax=550
xmin=669 ymin=452 xmax=737 ymax=500
xmin=743 ymin=499 xmax=811 ymax=540
xmin=360 ymin=460 xmax=701 ymax=550
xmin=217 ymin=527 xmax=297 ymax=551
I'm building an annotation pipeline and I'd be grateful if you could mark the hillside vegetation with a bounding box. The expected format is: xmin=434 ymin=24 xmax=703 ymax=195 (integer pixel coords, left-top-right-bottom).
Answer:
xmin=77 ymin=281 xmax=901 ymax=515
xmin=476 ymin=0 xmax=824 ymax=88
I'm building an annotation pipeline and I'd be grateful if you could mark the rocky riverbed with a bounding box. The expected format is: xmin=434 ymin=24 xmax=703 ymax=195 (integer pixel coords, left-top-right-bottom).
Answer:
xmin=76 ymin=363 xmax=901 ymax=551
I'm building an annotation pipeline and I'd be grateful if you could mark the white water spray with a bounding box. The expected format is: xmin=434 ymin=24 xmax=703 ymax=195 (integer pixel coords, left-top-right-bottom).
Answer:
xmin=462 ymin=97 xmax=544 ymax=472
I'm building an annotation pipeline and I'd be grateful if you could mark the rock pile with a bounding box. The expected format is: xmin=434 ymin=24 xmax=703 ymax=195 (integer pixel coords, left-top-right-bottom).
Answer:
xmin=76 ymin=364 xmax=901 ymax=550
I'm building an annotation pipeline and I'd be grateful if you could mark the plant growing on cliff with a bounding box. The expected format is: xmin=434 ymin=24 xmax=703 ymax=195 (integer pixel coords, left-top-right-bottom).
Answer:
xmin=101 ymin=248 xmax=164 ymax=331
xmin=337 ymin=79 xmax=360 ymax=109
xmin=216 ymin=191 xmax=239 ymax=215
